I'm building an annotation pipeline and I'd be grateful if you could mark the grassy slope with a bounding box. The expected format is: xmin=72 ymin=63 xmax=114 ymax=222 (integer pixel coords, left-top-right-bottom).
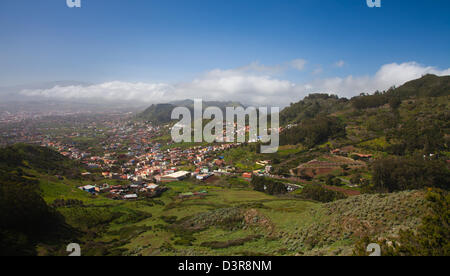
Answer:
xmin=35 ymin=172 xmax=429 ymax=256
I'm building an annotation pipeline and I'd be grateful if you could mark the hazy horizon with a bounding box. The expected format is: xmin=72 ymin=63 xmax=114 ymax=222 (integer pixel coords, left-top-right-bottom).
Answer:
xmin=1 ymin=0 xmax=449 ymax=107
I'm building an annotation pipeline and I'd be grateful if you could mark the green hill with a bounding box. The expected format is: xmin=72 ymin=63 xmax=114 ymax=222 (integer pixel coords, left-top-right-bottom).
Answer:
xmin=136 ymin=100 xmax=244 ymax=124
xmin=276 ymin=75 xmax=450 ymax=153
xmin=136 ymin=103 xmax=175 ymax=124
xmin=0 ymin=144 xmax=154 ymax=256
xmin=280 ymin=74 xmax=450 ymax=126
xmin=387 ymin=74 xmax=450 ymax=99
xmin=0 ymin=144 xmax=447 ymax=256
xmin=0 ymin=144 xmax=80 ymax=256
xmin=280 ymin=94 xmax=348 ymax=125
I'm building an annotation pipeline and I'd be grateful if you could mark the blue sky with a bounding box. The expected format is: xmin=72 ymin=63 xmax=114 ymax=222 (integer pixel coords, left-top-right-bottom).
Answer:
xmin=1 ymin=0 xmax=449 ymax=105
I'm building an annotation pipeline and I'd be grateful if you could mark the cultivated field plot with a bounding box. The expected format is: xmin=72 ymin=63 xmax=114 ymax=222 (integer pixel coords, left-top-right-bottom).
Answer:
xmin=295 ymin=155 xmax=366 ymax=176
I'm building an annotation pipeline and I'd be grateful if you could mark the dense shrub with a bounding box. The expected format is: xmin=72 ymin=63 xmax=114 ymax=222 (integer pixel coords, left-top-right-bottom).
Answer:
xmin=371 ymin=157 xmax=450 ymax=193
xmin=353 ymin=189 xmax=449 ymax=256
xmin=387 ymin=117 xmax=448 ymax=155
xmin=300 ymin=184 xmax=347 ymax=203
xmin=252 ymin=176 xmax=287 ymax=195
xmin=325 ymin=175 xmax=344 ymax=187
xmin=161 ymin=215 xmax=178 ymax=224
xmin=351 ymin=92 xmax=388 ymax=110
xmin=280 ymin=116 xmax=346 ymax=147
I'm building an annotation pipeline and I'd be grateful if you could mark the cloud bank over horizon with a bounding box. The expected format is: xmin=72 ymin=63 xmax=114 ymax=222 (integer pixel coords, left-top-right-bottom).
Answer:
xmin=19 ymin=62 xmax=450 ymax=107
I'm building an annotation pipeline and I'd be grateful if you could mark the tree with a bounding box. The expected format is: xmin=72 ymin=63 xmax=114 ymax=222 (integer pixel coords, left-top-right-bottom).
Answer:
xmin=325 ymin=175 xmax=343 ymax=186
xmin=389 ymin=97 xmax=402 ymax=109
xmin=372 ymin=157 xmax=450 ymax=192
xmin=251 ymin=176 xmax=287 ymax=195
xmin=300 ymin=184 xmax=347 ymax=203
xmin=350 ymin=173 xmax=362 ymax=186
xmin=280 ymin=116 xmax=346 ymax=147
xmin=325 ymin=175 xmax=335 ymax=186
xmin=351 ymin=93 xmax=388 ymax=110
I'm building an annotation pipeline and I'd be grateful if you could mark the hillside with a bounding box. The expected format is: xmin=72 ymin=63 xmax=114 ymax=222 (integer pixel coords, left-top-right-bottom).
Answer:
xmin=0 ymin=144 xmax=80 ymax=256
xmin=280 ymin=94 xmax=348 ymax=125
xmin=280 ymin=74 xmax=450 ymax=126
xmin=136 ymin=103 xmax=175 ymax=124
xmin=220 ymin=74 xmax=449 ymax=196
xmin=387 ymin=74 xmax=450 ymax=99
xmin=136 ymin=100 xmax=244 ymax=124
xmin=283 ymin=190 xmax=429 ymax=255
xmin=276 ymin=75 xmax=450 ymax=153
xmin=0 ymin=144 xmax=441 ymax=256
xmin=0 ymin=143 xmax=82 ymax=177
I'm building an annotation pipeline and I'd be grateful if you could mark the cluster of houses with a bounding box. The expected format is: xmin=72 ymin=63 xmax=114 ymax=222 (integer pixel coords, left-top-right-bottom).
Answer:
xmin=5 ymin=113 xmax=305 ymax=199
xmin=34 ymin=118 xmax=242 ymax=182
xmin=79 ymin=182 xmax=167 ymax=200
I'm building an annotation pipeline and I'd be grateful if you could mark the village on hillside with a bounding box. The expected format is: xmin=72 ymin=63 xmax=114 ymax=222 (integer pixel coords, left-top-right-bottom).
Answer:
xmin=0 ymin=110 xmax=379 ymax=201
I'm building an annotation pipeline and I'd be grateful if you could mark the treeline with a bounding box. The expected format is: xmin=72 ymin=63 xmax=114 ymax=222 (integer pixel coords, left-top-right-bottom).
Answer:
xmin=252 ymin=176 xmax=287 ymax=195
xmin=300 ymin=184 xmax=347 ymax=203
xmin=280 ymin=116 xmax=346 ymax=147
xmin=351 ymin=91 xmax=390 ymax=110
xmin=371 ymin=156 xmax=449 ymax=193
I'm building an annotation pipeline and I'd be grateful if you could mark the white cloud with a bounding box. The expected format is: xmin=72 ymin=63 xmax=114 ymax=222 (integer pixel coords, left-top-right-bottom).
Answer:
xmin=316 ymin=62 xmax=450 ymax=97
xmin=236 ymin=61 xmax=284 ymax=75
xmin=21 ymin=81 xmax=175 ymax=102
xmin=373 ymin=62 xmax=450 ymax=88
xmin=312 ymin=67 xmax=323 ymax=75
xmin=334 ymin=60 xmax=345 ymax=68
xmin=20 ymin=68 xmax=297 ymax=107
xmin=19 ymin=61 xmax=450 ymax=108
xmin=290 ymin=59 xmax=307 ymax=71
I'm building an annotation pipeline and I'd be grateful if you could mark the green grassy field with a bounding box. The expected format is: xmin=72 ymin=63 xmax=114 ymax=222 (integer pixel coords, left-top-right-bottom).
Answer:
xmin=36 ymin=173 xmax=429 ymax=256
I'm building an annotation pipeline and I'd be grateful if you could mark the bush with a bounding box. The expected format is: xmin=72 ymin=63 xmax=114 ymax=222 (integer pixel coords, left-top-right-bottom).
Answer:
xmin=252 ymin=176 xmax=287 ymax=195
xmin=372 ymin=157 xmax=450 ymax=192
xmin=161 ymin=216 xmax=178 ymax=224
xmin=326 ymin=175 xmax=344 ymax=187
xmin=280 ymin=116 xmax=346 ymax=147
xmin=300 ymin=184 xmax=347 ymax=203
xmin=351 ymin=92 xmax=388 ymax=110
